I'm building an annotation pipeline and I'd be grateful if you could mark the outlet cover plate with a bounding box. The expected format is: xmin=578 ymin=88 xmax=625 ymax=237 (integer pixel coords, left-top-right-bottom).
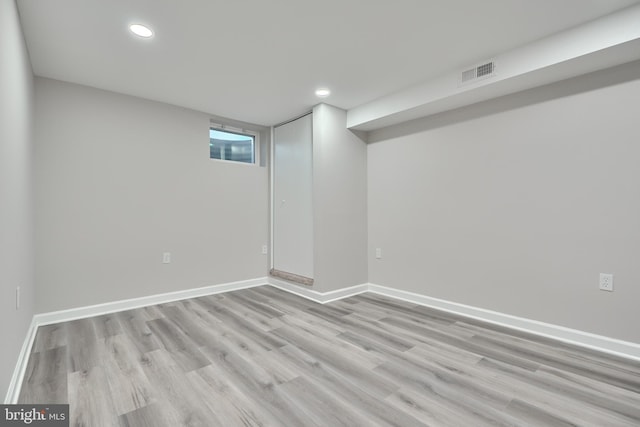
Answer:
xmin=599 ymin=273 xmax=613 ymax=292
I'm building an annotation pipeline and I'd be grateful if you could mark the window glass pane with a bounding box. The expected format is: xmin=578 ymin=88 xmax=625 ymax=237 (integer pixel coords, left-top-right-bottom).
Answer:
xmin=209 ymin=129 xmax=255 ymax=164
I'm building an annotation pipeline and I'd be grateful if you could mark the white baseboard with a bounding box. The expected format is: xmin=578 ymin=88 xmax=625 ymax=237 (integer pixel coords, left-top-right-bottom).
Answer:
xmin=267 ymin=277 xmax=368 ymax=303
xmin=31 ymin=277 xmax=367 ymax=328
xmin=35 ymin=277 xmax=269 ymax=326
xmin=367 ymin=283 xmax=640 ymax=361
xmin=4 ymin=317 xmax=38 ymax=404
xmin=8 ymin=277 xmax=640 ymax=404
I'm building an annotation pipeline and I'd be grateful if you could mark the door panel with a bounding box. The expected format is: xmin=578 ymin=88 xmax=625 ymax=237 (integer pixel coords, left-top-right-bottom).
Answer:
xmin=273 ymin=114 xmax=314 ymax=279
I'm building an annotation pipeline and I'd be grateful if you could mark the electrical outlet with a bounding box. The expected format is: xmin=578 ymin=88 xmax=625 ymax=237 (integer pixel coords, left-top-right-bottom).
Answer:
xmin=262 ymin=245 xmax=268 ymax=255
xmin=16 ymin=286 xmax=20 ymax=310
xmin=599 ymin=273 xmax=613 ymax=292
xmin=162 ymin=252 xmax=171 ymax=264
xmin=375 ymin=248 xmax=382 ymax=259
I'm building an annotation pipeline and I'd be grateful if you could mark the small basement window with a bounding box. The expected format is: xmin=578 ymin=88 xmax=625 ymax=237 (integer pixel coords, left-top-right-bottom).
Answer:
xmin=209 ymin=128 xmax=256 ymax=164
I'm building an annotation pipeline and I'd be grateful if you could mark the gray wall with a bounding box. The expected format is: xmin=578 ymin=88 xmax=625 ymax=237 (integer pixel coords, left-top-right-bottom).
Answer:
xmin=367 ymin=61 xmax=640 ymax=343
xmin=1 ymin=0 xmax=35 ymax=399
xmin=312 ymin=104 xmax=368 ymax=292
xmin=35 ymin=78 xmax=269 ymax=313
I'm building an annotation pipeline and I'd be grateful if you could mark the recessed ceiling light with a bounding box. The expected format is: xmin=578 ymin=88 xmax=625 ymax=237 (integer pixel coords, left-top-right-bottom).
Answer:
xmin=129 ymin=24 xmax=153 ymax=38
xmin=315 ymin=88 xmax=331 ymax=98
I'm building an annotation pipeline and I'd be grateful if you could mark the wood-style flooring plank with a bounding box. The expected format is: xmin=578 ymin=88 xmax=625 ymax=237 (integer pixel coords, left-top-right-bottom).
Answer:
xmin=101 ymin=334 xmax=156 ymax=416
xmin=271 ymin=325 xmax=396 ymax=398
xmin=138 ymin=349 xmax=215 ymax=426
xmin=68 ymin=366 xmax=123 ymax=427
xmin=30 ymin=323 xmax=66 ymax=353
xmin=198 ymin=339 xmax=315 ymax=427
xmin=275 ymin=343 xmax=428 ymax=427
xmin=65 ymin=318 xmax=102 ymax=373
xmin=277 ymin=376 xmax=386 ymax=427
xmin=119 ymin=401 xmax=184 ymax=427
xmin=193 ymin=295 xmax=288 ymax=351
xmin=115 ymin=309 xmax=163 ymax=354
xmin=17 ymin=346 xmax=68 ymax=404
xmin=92 ymin=313 xmax=124 ymax=339
xmin=186 ymin=365 xmax=279 ymax=427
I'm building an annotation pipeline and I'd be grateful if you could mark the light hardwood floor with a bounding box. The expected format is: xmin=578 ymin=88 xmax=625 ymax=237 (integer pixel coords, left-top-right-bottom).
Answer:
xmin=18 ymin=286 xmax=640 ymax=426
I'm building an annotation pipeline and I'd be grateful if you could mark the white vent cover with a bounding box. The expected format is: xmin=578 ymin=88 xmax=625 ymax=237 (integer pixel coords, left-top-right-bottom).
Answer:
xmin=460 ymin=61 xmax=496 ymax=85
xmin=461 ymin=68 xmax=477 ymax=83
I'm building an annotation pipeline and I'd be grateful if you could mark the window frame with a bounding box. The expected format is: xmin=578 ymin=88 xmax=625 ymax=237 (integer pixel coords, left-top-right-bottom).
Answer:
xmin=209 ymin=124 xmax=260 ymax=166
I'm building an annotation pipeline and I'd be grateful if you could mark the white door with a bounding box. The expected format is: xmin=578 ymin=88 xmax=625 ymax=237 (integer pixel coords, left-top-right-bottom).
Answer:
xmin=273 ymin=114 xmax=314 ymax=279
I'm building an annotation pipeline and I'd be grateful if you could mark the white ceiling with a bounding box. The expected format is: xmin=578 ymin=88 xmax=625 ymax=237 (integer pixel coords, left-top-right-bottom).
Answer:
xmin=16 ymin=0 xmax=640 ymax=126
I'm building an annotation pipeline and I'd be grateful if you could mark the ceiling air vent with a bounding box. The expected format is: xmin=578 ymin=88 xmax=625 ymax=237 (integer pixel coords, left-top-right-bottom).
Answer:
xmin=460 ymin=60 xmax=496 ymax=85
xmin=461 ymin=68 xmax=477 ymax=83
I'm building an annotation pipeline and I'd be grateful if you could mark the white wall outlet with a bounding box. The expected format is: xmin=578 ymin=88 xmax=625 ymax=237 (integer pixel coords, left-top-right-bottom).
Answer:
xmin=262 ymin=245 xmax=268 ymax=255
xmin=375 ymin=248 xmax=382 ymax=259
xmin=16 ymin=286 xmax=20 ymax=310
xmin=599 ymin=273 xmax=613 ymax=292
xmin=162 ymin=252 xmax=171 ymax=264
